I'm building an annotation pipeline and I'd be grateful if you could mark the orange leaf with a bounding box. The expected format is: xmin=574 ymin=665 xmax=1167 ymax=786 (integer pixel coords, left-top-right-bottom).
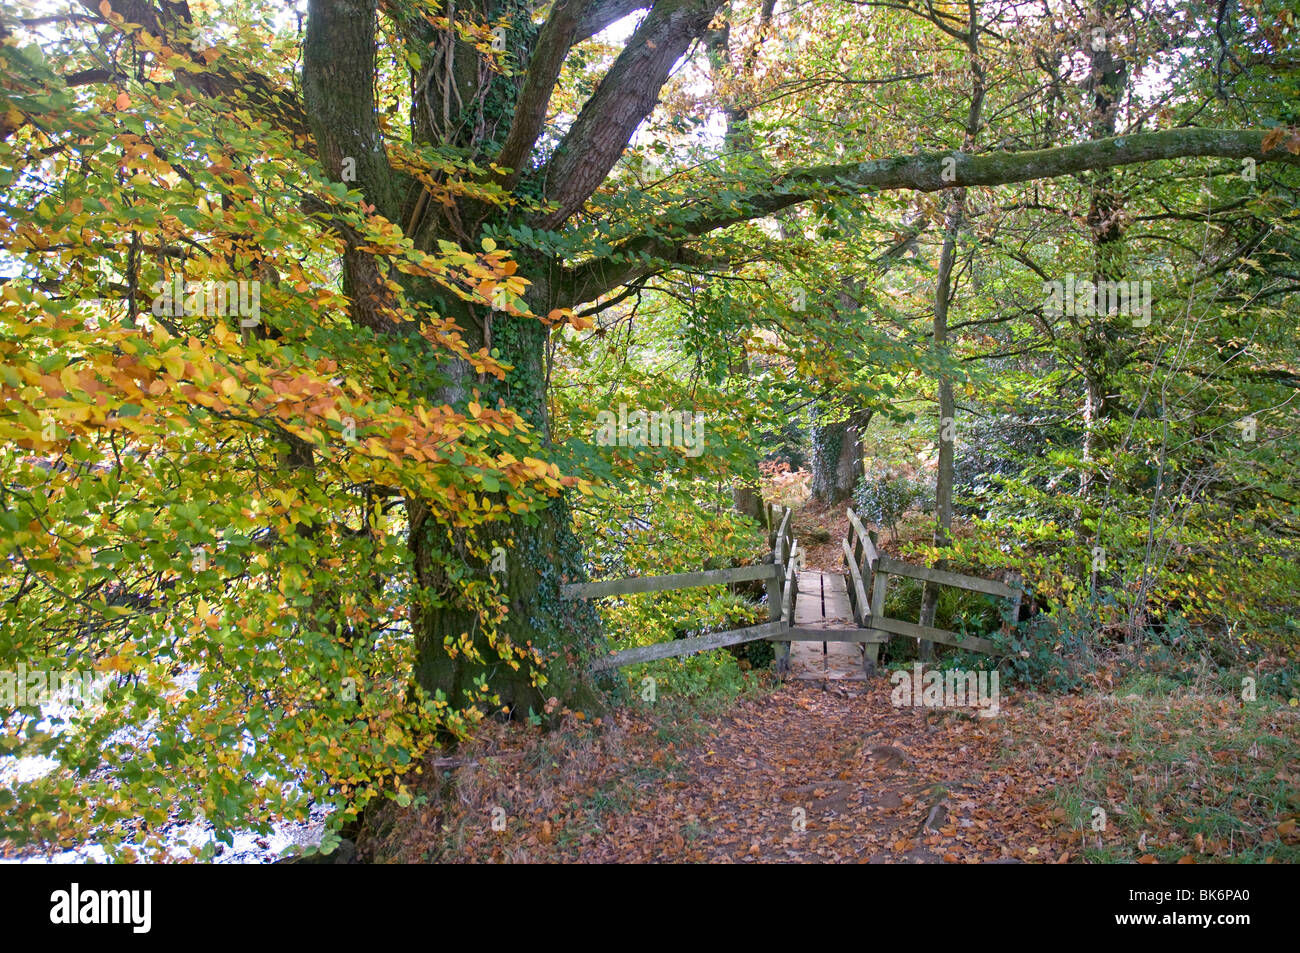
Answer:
xmin=1261 ymin=126 xmax=1288 ymax=152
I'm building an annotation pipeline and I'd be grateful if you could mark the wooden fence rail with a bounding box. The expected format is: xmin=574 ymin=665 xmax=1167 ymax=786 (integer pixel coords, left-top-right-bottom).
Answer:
xmin=566 ymin=498 xmax=1022 ymax=677
xmin=842 ymin=505 xmax=1022 ymax=670
xmin=561 ymin=563 xmax=779 ymax=601
xmin=590 ymin=621 xmax=788 ymax=672
xmin=573 ymin=505 xmax=799 ymax=672
xmin=842 ymin=507 xmax=877 ymax=628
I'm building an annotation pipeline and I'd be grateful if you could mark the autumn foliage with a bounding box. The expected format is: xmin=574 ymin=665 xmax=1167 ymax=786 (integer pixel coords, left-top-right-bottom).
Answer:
xmin=0 ymin=12 xmax=584 ymax=857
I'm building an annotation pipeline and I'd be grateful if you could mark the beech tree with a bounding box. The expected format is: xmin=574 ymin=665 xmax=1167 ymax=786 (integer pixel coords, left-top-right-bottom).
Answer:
xmin=2 ymin=0 xmax=1298 ymax=854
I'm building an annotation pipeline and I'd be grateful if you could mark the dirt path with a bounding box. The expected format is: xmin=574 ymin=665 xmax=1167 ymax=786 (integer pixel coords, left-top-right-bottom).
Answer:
xmin=383 ymin=666 xmax=1086 ymax=864
xmin=580 ymin=678 xmax=1045 ymax=863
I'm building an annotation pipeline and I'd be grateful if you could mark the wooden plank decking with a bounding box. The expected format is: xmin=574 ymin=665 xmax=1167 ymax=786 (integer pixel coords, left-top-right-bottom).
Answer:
xmin=783 ymin=570 xmax=878 ymax=682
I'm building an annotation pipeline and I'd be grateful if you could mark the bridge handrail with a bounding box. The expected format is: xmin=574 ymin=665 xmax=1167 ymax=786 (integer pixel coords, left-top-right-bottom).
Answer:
xmin=576 ymin=503 xmax=799 ymax=671
xmin=841 ymin=505 xmax=1022 ymax=656
xmin=780 ymin=539 xmax=799 ymax=625
xmin=841 ymin=537 xmax=871 ymax=627
xmin=561 ymin=563 xmax=780 ymax=601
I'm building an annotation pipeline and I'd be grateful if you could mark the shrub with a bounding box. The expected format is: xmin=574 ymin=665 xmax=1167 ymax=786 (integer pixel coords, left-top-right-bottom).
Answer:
xmin=852 ymin=471 xmax=931 ymax=538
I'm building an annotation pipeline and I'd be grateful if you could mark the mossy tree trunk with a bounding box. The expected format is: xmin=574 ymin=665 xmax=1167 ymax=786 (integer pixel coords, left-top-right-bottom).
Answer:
xmin=918 ymin=3 xmax=984 ymax=658
xmin=810 ymin=410 xmax=870 ymax=505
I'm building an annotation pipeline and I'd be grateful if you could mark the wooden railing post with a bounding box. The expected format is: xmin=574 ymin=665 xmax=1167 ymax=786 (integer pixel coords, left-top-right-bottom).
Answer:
xmin=766 ymin=561 xmax=782 ymax=624
xmin=1001 ymin=571 xmax=1023 ymax=638
xmin=862 ymin=556 xmax=890 ymax=676
xmin=774 ymin=538 xmax=797 ymax=675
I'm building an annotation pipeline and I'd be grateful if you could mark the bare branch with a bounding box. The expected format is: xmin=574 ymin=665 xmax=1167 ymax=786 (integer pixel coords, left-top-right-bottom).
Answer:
xmin=536 ymin=0 xmax=725 ymax=230
xmin=496 ymin=0 xmax=591 ymax=187
xmin=575 ymin=0 xmax=651 ymax=42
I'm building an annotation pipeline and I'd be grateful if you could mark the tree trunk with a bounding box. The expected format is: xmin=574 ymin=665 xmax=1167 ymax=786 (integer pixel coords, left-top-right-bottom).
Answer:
xmin=409 ymin=493 xmax=605 ymax=716
xmin=300 ymin=0 xmax=624 ymax=721
xmin=1080 ymin=0 xmax=1130 ymax=600
xmin=731 ymin=484 xmax=766 ymax=521
xmin=810 ymin=411 xmax=869 ymax=505
xmin=1078 ymin=1 xmax=1128 ymax=508
xmin=405 ymin=289 xmax=609 ymax=717
xmin=917 ymin=192 xmax=964 ymax=659
xmin=918 ymin=5 xmax=983 ymax=657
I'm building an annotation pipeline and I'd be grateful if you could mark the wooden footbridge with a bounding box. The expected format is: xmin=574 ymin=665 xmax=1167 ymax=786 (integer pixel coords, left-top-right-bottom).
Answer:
xmin=564 ymin=504 xmax=1023 ymax=676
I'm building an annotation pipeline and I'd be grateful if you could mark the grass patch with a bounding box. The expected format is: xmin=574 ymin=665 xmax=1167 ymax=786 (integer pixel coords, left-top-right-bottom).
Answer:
xmin=1050 ymin=675 xmax=1299 ymax=863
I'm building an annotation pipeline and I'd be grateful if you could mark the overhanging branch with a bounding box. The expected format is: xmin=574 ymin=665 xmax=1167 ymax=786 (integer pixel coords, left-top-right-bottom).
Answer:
xmin=555 ymin=128 xmax=1300 ymax=306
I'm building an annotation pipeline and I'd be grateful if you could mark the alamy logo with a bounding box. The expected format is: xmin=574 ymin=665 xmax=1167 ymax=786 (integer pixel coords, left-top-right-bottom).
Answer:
xmin=49 ymin=883 xmax=151 ymax=933
xmin=1043 ymin=275 xmax=1151 ymax=326
xmin=594 ymin=403 xmax=705 ymax=458
xmin=151 ymin=276 xmax=260 ymax=326
xmin=890 ymin=663 xmax=1000 ymax=717
xmin=0 ymin=664 xmax=103 ymax=708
